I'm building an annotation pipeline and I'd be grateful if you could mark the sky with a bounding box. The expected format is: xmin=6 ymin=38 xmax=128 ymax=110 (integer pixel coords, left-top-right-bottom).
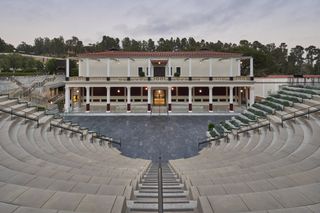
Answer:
xmin=0 ymin=0 xmax=319 ymax=48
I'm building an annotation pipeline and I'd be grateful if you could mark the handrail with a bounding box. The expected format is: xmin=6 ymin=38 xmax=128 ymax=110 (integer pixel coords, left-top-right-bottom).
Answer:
xmin=0 ymin=103 xmax=40 ymax=127
xmin=198 ymin=133 xmax=230 ymax=150
xmin=91 ymin=133 xmax=121 ymax=149
xmin=281 ymin=103 xmax=320 ymax=127
xmin=69 ymin=76 xmax=252 ymax=82
xmin=49 ymin=121 xmax=85 ymax=140
xmin=236 ymin=118 xmax=271 ymax=139
xmin=158 ymin=155 xmax=163 ymax=213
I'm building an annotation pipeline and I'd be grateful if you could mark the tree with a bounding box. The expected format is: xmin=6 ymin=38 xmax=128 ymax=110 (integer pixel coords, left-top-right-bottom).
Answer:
xmin=288 ymin=45 xmax=304 ymax=74
xmin=147 ymin=39 xmax=155 ymax=51
xmin=16 ymin=42 xmax=34 ymax=54
xmin=0 ymin=37 xmax=14 ymax=52
xmin=66 ymin=36 xmax=83 ymax=55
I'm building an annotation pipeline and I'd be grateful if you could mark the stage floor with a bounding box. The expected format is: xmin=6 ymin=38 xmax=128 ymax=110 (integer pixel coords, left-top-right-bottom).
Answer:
xmin=64 ymin=115 xmax=234 ymax=161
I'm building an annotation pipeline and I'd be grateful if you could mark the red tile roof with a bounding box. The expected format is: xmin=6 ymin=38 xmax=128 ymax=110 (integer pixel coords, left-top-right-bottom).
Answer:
xmin=79 ymin=51 xmax=242 ymax=59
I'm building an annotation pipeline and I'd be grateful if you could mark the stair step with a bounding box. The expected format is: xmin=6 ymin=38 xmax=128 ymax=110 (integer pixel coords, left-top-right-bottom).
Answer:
xmin=127 ymin=200 xmax=196 ymax=211
xmin=134 ymin=191 xmax=188 ymax=198
xmin=139 ymin=184 xmax=184 ymax=189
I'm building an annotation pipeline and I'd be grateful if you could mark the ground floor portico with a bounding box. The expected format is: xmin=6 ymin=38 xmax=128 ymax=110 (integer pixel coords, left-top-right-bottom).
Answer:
xmin=65 ymin=84 xmax=255 ymax=113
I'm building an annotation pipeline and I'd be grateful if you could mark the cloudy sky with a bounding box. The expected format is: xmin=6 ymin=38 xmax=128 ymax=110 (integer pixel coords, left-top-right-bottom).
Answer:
xmin=0 ymin=0 xmax=319 ymax=48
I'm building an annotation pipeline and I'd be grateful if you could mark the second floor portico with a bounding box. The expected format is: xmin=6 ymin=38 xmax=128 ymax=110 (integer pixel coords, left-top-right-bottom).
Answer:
xmin=67 ymin=51 xmax=254 ymax=83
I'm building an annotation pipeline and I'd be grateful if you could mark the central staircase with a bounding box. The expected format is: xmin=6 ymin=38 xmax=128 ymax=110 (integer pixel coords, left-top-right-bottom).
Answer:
xmin=127 ymin=163 xmax=197 ymax=212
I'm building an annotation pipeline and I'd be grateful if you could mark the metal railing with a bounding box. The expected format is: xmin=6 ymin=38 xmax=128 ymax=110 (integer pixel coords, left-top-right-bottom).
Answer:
xmin=49 ymin=120 xmax=86 ymax=140
xmin=91 ymin=133 xmax=122 ymax=149
xmin=158 ymin=155 xmax=163 ymax=213
xmin=235 ymin=118 xmax=271 ymax=139
xmin=0 ymin=95 xmax=41 ymax=127
xmin=281 ymin=104 xmax=320 ymax=127
xmin=69 ymin=76 xmax=251 ymax=82
xmin=198 ymin=133 xmax=230 ymax=150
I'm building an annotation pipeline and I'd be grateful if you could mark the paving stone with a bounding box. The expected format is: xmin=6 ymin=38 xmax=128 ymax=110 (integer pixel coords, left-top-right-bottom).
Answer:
xmin=0 ymin=184 xmax=28 ymax=202
xmin=247 ymin=179 xmax=277 ymax=192
xmin=70 ymin=182 xmax=100 ymax=194
xmin=208 ymin=194 xmax=249 ymax=212
xmin=270 ymin=188 xmax=314 ymax=208
xmin=0 ymin=202 xmax=18 ymax=213
xmin=13 ymin=188 xmax=55 ymax=208
xmin=240 ymin=191 xmax=283 ymax=211
xmin=76 ymin=194 xmax=116 ymax=213
xmin=25 ymin=177 xmax=55 ymax=189
xmin=42 ymin=192 xmax=85 ymax=211
xmin=197 ymin=185 xmax=226 ymax=196
xmin=47 ymin=180 xmax=75 ymax=192
xmin=97 ymin=185 xmax=125 ymax=196
xmin=13 ymin=206 xmax=58 ymax=213
xmin=268 ymin=206 xmax=313 ymax=213
xmin=223 ymin=182 xmax=253 ymax=194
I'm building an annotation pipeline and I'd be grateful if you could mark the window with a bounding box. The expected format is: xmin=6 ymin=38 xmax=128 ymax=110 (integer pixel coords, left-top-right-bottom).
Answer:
xmin=138 ymin=67 xmax=145 ymax=77
xmin=176 ymin=67 xmax=181 ymax=75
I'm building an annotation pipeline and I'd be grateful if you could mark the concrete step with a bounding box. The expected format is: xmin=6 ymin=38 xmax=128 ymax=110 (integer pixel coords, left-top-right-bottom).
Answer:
xmin=139 ymin=184 xmax=184 ymax=189
xmin=134 ymin=191 xmax=189 ymax=198
xmin=127 ymin=200 xmax=196 ymax=211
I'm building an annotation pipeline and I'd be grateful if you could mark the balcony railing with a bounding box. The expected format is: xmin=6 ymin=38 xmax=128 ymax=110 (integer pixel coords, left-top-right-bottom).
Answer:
xmin=69 ymin=76 xmax=252 ymax=82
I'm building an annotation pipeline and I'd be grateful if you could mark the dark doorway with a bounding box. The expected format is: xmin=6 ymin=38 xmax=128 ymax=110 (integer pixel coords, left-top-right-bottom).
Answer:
xmin=154 ymin=67 xmax=165 ymax=77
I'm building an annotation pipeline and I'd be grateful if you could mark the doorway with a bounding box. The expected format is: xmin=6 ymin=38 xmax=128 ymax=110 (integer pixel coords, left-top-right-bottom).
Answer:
xmin=153 ymin=89 xmax=166 ymax=106
xmin=154 ymin=67 xmax=165 ymax=77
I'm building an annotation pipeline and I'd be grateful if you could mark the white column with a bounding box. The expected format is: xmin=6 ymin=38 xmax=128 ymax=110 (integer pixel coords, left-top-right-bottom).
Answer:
xmin=229 ymin=86 xmax=234 ymax=112
xmin=86 ymin=86 xmax=90 ymax=112
xmin=107 ymin=58 xmax=110 ymax=78
xmin=66 ymin=58 xmax=70 ymax=78
xmin=250 ymin=86 xmax=255 ymax=106
xmin=86 ymin=59 xmax=90 ymax=77
xmin=106 ymin=87 xmax=110 ymax=104
xmin=209 ymin=58 xmax=213 ymax=77
xmin=209 ymin=86 xmax=213 ymax=112
xmin=229 ymin=58 xmax=233 ymax=77
xmin=106 ymin=86 xmax=110 ymax=112
xmin=168 ymin=88 xmax=172 ymax=103
xmin=127 ymin=86 xmax=131 ymax=112
xmin=250 ymin=57 xmax=253 ymax=77
xmin=127 ymin=58 xmax=131 ymax=78
xmin=188 ymin=59 xmax=192 ymax=77
xmin=127 ymin=87 xmax=131 ymax=103
xmin=209 ymin=86 xmax=213 ymax=104
xmin=148 ymin=59 xmax=151 ymax=77
xmin=64 ymin=86 xmax=70 ymax=112
xmin=147 ymin=86 xmax=151 ymax=112
xmin=168 ymin=59 xmax=172 ymax=77
xmin=237 ymin=59 xmax=241 ymax=76
xmin=188 ymin=86 xmax=192 ymax=112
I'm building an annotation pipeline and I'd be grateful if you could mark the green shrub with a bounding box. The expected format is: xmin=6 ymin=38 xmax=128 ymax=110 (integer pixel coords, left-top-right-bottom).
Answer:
xmin=220 ymin=121 xmax=232 ymax=131
xmin=271 ymin=94 xmax=301 ymax=103
xmin=248 ymin=108 xmax=266 ymax=117
xmin=215 ymin=124 xmax=225 ymax=135
xmin=230 ymin=119 xmax=240 ymax=128
xmin=266 ymin=97 xmax=290 ymax=107
xmin=261 ymin=101 xmax=283 ymax=111
xmin=243 ymin=112 xmax=257 ymax=121
xmin=279 ymin=90 xmax=311 ymax=99
xmin=252 ymin=103 xmax=273 ymax=114
xmin=209 ymin=130 xmax=219 ymax=137
xmin=235 ymin=116 xmax=250 ymax=124
xmin=208 ymin=123 xmax=215 ymax=131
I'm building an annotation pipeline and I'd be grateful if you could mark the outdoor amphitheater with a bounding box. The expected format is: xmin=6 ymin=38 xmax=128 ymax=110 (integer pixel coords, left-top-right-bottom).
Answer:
xmin=1 ymin=75 xmax=320 ymax=213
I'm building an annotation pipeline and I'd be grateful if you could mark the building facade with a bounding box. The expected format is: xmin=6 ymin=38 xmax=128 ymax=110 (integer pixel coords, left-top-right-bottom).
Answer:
xmin=65 ymin=51 xmax=255 ymax=113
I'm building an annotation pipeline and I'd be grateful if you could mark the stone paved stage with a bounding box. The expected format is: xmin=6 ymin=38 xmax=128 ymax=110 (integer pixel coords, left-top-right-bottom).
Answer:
xmin=65 ymin=115 xmax=234 ymax=161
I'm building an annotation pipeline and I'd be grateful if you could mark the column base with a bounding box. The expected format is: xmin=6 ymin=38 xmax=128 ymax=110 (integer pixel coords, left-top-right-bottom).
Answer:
xmin=127 ymin=103 xmax=131 ymax=112
xmin=86 ymin=103 xmax=90 ymax=112
xmin=229 ymin=103 xmax=234 ymax=112
xmin=209 ymin=103 xmax=213 ymax=112
xmin=106 ymin=103 xmax=110 ymax=112
xmin=147 ymin=104 xmax=151 ymax=112
xmin=168 ymin=103 xmax=172 ymax=112
xmin=188 ymin=103 xmax=192 ymax=112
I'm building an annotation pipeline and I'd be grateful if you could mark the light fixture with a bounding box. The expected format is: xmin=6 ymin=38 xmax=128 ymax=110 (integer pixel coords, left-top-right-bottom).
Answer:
xmin=76 ymin=90 xmax=79 ymax=93
xmin=50 ymin=101 xmax=53 ymax=104
xmin=144 ymin=87 xmax=148 ymax=91
xmin=199 ymin=89 xmax=202 ymax=93
xmin=171 ymin=87 xmax=174 ymax=91
xmin=240 ymin=89 xmax=243 ymax=93
xmin=158 ymin=61 xmax=161 ymax=65
xmin=117 ymin=89 xmax=120 ymax=93
xmin=240 ymin=61 xmax=243 ymax=64
xmin=158 ymin=90 xmax=161 ymax=94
